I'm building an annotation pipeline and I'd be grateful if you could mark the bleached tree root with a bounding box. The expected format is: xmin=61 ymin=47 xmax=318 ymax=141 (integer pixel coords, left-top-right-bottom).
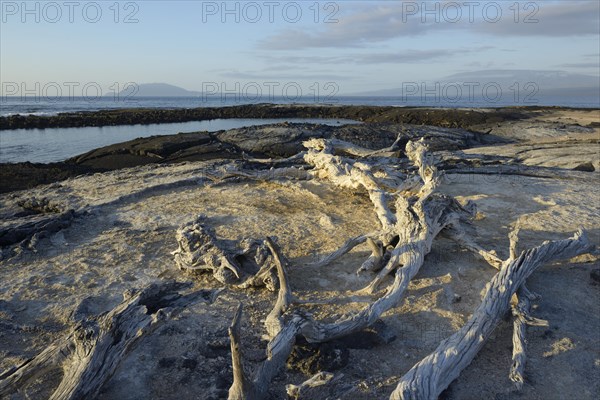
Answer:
xmin=199 ymin=135 xmax=581 ymax=399
xmin=0 ymin=281 xmax=220 ymax=400
xmin=286 ymin=371 xmax=335 ymax=399
xmin=391 ymin=230 xmax=592 ymax=400
xmin=509 ymin=285 xmax=547 ymax=390
xmin=228 ymin=238 xmax=306 ymax=400
xmin=172 ymin=215 xmax=277 ymax=289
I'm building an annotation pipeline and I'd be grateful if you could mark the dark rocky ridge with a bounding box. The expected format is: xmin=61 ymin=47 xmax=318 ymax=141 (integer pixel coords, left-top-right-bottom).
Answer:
xmin=0 ymin=104 xmax=530 ymax=130
xmin=0 ymin=121 xmax=495 ymax=194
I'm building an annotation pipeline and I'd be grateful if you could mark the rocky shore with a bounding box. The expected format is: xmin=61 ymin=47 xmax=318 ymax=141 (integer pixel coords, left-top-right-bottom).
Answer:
xmin=1 ymin=105 xmax=598 ymax=194
xmin=1 ymin=104 xmax=529 ymax=130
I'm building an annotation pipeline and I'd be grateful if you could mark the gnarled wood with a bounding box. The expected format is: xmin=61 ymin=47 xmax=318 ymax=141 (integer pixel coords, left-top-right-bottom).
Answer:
xmin=172 ymin=215 xmax=277 ymax=288
xmin=213 ymin=135 xmax=567 ymax=398
xmin=228 ymin=237 xmax=305 ymax=400
xmin=286 ymin=371 xmax=335 ymax=399
xmin=0 ymin=281 xmax=219 ymax=400
xmin=391 ymin=230 xmax=592 ymax=400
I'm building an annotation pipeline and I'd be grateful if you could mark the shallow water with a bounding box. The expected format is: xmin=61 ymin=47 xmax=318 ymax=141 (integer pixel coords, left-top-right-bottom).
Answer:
xmin=0 ymin=118 xmax=357 ymax=163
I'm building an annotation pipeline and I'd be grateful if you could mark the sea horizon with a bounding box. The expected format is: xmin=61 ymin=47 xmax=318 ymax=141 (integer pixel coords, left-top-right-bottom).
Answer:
xmin=1 ymin=94 xmax=599 ymax=118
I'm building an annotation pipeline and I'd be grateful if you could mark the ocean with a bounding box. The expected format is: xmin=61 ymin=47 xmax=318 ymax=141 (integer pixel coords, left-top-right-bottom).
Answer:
xmin=1 ymin=95 xmax=598 ymax=164
xmin=1 ymin=95 xmax=599 ymax=117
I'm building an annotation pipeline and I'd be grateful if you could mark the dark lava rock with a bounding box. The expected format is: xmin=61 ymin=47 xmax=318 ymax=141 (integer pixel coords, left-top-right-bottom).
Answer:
xmin=181 ymin=358 xmax=198 ymax=371
xmin=0 ymin=161 xmax=93 ymax=194
xmin=573 ymin=162 xmax=595 ymax=172
xmin=287 ymin=339 xmax=349 ymax=375
xmin=158 ymin=357 xmax=177 ymax=368
xmin=590 ymin=268 xmax=600 ymax=284
xmin=215 ymin=123 xmax=330 ymax=157
xmin=0 ymin=104 xmax=529 ymax=131
xmin=0 ymin=106 xmax=528 ymax=194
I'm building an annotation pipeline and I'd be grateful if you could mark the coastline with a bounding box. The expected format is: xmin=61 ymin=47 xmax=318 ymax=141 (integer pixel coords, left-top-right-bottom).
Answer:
xmin=1 ymin=105 xmax=598 ymax=194
xmin=0 ymin=103 xmax=550 ymax=130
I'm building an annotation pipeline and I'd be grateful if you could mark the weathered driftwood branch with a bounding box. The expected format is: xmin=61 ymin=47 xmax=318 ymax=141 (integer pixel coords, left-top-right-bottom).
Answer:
xmin=286 ymin=371 xmax=335 ymax=399
xmin=309 ymin=233 xmax=372 ymax=268
xmin=305 ymin=137 xmax=403 ymax=159
xmin=218 ymin=136 xmax=516 ymax=397
xmin=509 ymin=286 xmax=548 ymax=390
xmin=0 ymin=281 xmax=219 ymax=400
xmin=304 ymin=139 xmax=397 ymax=230
xmin=263 ymin=139 xmax=483 ymax=346
xmin=391 ymin=229 xmax=592 ymax=400
xmin=264 ymin=237 xmax=294 ymax=339
xmin=443 ymin=224 xmax=503 ymax=269
xmin=217 ymin=164 xmax=312 ymax=182
xmin=228 ymin=238 xmax=305 ymax=400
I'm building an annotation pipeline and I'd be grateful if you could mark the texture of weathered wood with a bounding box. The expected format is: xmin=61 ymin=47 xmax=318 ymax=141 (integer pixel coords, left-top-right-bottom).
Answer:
xmin=0 ymin=281 xmax=217 ymax=400
xmin=509 ymin=286 xmax=548 ymax=390
xmin=309 ymin=233 xmax=371 ymax=268
xmin=172 ymin=216 xmax=277 ymax=288
xmin=284 ymin=140 xmax=475 ymax=345
xmin=303 ymin=138 xmax=398 ymax=230
xmin=304 ymin=137 xmax=402 ymax=159
xmin=391 ymin=230 xmax=592 ymax=400
xmin=286 ymin=371 xmax=335 ymax=399
xmin=443 ymin=224 xmax=503 ymax=269
xmin=212 ymin=135 xmax=586 ymax=399
xmin=356 ymin=237 xmax=385 ymax=274
xmin=0 ymin=209 xmax=75 ymax=248
xmin=228 ymin=238 xmax=306 ymax=400
xmin=264 ymin=237 xmax=294 ymax=339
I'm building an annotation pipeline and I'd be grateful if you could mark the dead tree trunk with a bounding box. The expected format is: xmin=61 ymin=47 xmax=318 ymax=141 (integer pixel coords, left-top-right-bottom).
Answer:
xmin=391 ymin=230 xmax=592 ymax=400
xmin=0 ymin=281 xmax=219 ymax=400
xmin=197 ymin=135 xmax=591 ymax=399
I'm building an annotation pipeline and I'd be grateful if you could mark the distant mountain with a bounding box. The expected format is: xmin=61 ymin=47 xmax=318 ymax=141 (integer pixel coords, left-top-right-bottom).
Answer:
xmin=353 ymin=70 xmax=600 ymax=97
xmin=108 ymin=83 xmax=202 ymax=97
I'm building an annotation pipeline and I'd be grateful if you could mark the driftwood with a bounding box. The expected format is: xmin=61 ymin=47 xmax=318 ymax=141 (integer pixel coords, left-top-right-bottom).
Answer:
xmin=283 ymin=139 xmax=485 ymax=345
xmin=172 ymin=215 xmax=278 ymax=289
xmin=0 ymin=209 xmax=75 ymax=248
xmin=228 ymin=238 xmax=305 ymax=400
xmin=286 ymin=371 xmax=335 ymax=399
xmin=391 ymin=229 xmax=592 ymax=399
xmin=180 ymin=134 xmax=592 ymax=399
xmin=220 ymin=137 xmax=499 ymax=398
xmin=0 ymin=281 xmax=219 ymax=400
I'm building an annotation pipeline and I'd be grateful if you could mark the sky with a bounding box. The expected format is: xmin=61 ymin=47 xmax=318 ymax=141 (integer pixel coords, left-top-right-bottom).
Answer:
xmin=1 ymin=0 xmax=599 ymax=97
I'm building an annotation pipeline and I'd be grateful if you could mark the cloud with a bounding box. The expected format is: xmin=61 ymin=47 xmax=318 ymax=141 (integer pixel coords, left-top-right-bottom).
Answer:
xmin=262 ymin=46 xmax=492 ymax=65
xmin=557 ymin=62 xmax=600 ymax=68
xmin=260 ymin=1 xmax=600 ymax=50
xmin=441 ymin=69 xmax=600 ymax=89
xmin=219 ymin=70 xmax=352 ymax=80
xmin=259 ymin=3 xmax=442 ymax=50
xmin=476 ymin=1 xmax=600 ymax=37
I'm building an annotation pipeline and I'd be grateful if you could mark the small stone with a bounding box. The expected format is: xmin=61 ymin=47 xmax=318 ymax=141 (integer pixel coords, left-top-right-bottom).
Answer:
xmin=452 ymin=294 xmax=462 ymax=303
